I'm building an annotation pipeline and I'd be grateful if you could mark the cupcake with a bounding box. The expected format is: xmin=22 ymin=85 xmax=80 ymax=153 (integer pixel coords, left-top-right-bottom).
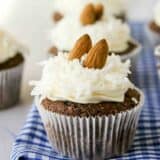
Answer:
xmin=49 ymin=5 xmax=141 ymax=70
xmin=52 ymin=0 xmax=127 ymax=23
xmin=0 ymin=30 xmax=27 ymax=109
xmin=154 ymin=45 xmax=160 ymax=76
xmin=147 ymin=1 xmax=160 ymax=45
xmin=31 ymin=35 xmax=144 ymax=159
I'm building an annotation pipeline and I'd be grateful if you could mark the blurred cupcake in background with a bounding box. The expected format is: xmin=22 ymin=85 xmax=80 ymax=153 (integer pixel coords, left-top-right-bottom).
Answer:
xmin=52 ymin=0 xmax=127 ymax=23
xmin=154 ymin=45 xmax=160 ymax=77
xmin=31 ymin=35 xmax=144 ymax=159
xmin=147 ymin=1 xmax=160 ymax=46
xmin=0 ymin=30 xmax=28 ymax=109
xmin=49 ymin=3 xmax=141 ymax=71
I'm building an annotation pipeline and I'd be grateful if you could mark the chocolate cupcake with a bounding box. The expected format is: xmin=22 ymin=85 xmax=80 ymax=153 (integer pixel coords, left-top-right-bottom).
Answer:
xmin=0 ymin=30 xmax=27 ymax=109
xmin=31 ymin=35 xmax=144 ymax=159
xmin=49 ymin=5 xmax=141 ymax=71
xmin=147 ymin=1 xmax=160 ymax=45
xmin=52 ymin=0 xmax=127 ymax=23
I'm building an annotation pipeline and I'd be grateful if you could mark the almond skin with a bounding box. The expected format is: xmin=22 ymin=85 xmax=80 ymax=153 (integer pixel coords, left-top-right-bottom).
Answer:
xmin=83 ymin=39 xmax=108 ymax=69
xmin=95 ymin=4 xmax=104 ymax=20
xmin=80 ymin=3 xmax=96 ymax=26
xmin=68 ymin=34 xmax=92 ymax=60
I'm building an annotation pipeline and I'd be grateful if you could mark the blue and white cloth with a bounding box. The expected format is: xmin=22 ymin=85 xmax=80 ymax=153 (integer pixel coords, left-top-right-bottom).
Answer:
xmin=11 ymin=23 xmax=160 ymax=160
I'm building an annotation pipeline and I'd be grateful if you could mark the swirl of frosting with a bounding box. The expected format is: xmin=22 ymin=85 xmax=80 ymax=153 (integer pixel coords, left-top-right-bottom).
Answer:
xmin=154 ymin=1 xmax=160 ymax=27
xmin=52 ymin=0 xmax=125 ymax=18
xmin=31 ymin=53 xmax=133 ymax=104
xmin=51 ymin=17 xmax=131 ymax=53
xmin=0 ymin=30 xmax=26 ymax=63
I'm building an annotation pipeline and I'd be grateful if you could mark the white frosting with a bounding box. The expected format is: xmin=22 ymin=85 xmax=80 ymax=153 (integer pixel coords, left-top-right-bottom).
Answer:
xmin=105 ymin=0 xmax=126 ymax=16
xmin=31 ymin=53 xmax=133 ymax=104
xmin=154 ymin=1 xmax=160 ymax=27
xmin=53 ymin=0 xmax=126 ymax=18
xmin=0 ymin=30 xmax=26 ymax=63
xmin=51 ymin=17 xmax=131 ymax=53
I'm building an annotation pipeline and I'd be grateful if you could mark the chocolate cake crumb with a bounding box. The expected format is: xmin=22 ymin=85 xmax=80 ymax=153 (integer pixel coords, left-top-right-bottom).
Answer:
xmin=48 ymin=46 xmax=58 ymax=56
xmin=0 ymin=53 xmax=24 ymax=70
xmin=42 ymin=88 xmax=140 ymax=117
xmin=53 ymin=11 xmax=63 ymax=22
xmin=149 ymin=21 xmax=160 ymax=33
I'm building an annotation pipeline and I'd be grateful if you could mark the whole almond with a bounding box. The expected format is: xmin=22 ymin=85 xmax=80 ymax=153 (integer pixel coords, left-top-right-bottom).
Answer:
xmin=68 ymin=34 xmax=92 ymax=60
xmin=83 ymin=39 xmax=108 ymax=69
xmin=95 ymin=4 xmax=104 ymax=20
xmin=80 ymin=3 xmax=96 ymax=26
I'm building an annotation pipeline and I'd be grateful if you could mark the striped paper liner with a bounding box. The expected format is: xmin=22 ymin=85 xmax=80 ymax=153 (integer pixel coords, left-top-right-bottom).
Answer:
xmin=0 ymin=63 xmax=24 ymax=109
xmin=36 ymin=88 xmax=144 ymax=160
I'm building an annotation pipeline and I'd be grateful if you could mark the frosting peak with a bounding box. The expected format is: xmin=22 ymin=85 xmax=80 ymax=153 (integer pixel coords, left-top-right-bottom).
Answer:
xmin=31 ymin=53 xmax=133 ymax=104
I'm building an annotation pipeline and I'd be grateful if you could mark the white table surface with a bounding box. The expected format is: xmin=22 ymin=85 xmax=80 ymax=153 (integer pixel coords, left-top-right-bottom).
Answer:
xmin=0 ymin=0 xmax=158 ymax=159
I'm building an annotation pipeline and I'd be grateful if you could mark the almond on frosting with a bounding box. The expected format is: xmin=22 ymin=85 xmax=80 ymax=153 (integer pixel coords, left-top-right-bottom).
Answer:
xmin=80 ymin=3 xmax=104 ymax=26
xmin=68 ymin=34 xmax=92 ymax=60
xmin=68 ymin=35 xmax=108 ymax=69
xmin=95 ymin=3 xmax=104 ymax=20
xmin=52 ymin=0 xmax=126 ymax=20
xmin=80 ymin=3 xmax=97 ymax=26
xmin=83 ymin=39 xmax=108 ymax=69
xmin=51 ymin=17 xmax=131 ymax=53
xmin=31 ymin=36 xmax=133 ymax=104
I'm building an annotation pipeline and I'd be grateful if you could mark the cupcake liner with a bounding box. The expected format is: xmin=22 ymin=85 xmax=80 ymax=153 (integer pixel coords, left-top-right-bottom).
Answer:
xmin=0 ymin=63 xmax=24 ymax=109
xmin=121 ymin=40 xmax=142 ymax=73
xmin=146 ymin=25 xmax=160 ymax=46
xmin=36 ymin=88 xmax=144 ymax=160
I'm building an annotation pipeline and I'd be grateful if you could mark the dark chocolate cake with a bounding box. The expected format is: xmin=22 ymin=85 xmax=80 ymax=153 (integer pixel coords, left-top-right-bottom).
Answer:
xmin=0 ymin=53 xmax=24 ymax=70
xmin=42 ymin=88 xmax=140 ymax=117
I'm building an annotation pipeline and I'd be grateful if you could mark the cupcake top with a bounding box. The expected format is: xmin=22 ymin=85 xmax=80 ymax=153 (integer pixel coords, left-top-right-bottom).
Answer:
xmin=0 ymin=30 xmax=26 ymax=63
xmin=154 ymin=1 xmax=160 ymax=27
xmin=31 ymin=35 xmax=134 ymax=104
xmin=53 ymin=0 xmax=126 ymax=19
xmin=51 ymin=14 xmax=131 ymax=53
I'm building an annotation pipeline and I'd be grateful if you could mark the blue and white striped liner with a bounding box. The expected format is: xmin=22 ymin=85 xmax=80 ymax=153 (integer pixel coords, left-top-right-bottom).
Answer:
xmin=11 ymin=23 xmax=160 ymax=160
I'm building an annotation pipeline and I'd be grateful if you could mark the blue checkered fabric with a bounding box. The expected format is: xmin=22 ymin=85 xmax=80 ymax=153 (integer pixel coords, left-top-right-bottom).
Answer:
xmin=11 ymin=23 xmax=160 ymax=160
